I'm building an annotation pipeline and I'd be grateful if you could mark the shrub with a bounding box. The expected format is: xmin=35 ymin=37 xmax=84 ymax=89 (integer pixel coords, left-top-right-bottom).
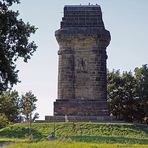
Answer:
xmin=0 ymin=113 xmax=9 ymax=129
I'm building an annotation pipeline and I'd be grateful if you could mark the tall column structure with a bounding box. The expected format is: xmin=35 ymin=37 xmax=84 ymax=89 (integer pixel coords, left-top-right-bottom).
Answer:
xmin=54 ymin=5 xmax=111 ymax=120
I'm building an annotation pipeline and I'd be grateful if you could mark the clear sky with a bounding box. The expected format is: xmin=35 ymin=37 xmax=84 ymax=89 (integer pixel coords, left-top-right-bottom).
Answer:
xmin=13 ymin=0 xmax=148 ymax=119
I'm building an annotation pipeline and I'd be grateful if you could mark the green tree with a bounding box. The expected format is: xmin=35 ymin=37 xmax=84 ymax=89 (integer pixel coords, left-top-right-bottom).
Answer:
xmin=0 ymin=113 xmax=9 ymax=128
xmin=107 ymin=70 xmax=141 ymax=122
xmin=20 ymin=91 xmax=39 ymax=122
xmin=20 ymin=91 xmax=39 ymax=135
xmin=120 ymin=71 xmax=140 ymax=122
xmin=0 ymin=0 xmax=37 ymax=93
xmin=134 ymin=64 xmax=148 ymax=123
xmin=107 ymin=69 xmax=122 ymax=119
xmin=0 ymin=90 xmax=20 ymax=122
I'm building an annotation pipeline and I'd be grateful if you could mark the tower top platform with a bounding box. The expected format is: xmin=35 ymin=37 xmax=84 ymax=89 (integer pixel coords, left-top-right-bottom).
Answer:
xmin=61 ymin=4 xmax=104 ymax=28
xmin=64 ymin=5 xmax=100 ymax=8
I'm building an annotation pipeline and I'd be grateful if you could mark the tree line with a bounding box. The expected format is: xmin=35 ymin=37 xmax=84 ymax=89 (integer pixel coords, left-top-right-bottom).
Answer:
xmin=107 ymin=64 xmax=148 ymax=123
xmin=0 ymin=91 xmax=39 ymax=128
xmin=1 ymin=64 xmax=147 ymax=128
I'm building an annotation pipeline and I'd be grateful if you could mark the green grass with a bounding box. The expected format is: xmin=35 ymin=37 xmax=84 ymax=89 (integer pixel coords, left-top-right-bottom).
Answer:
xmin=0 ymin=122 xmax=148 ymax=147
xmin=0 ymin=122 xmax=148 ymax=138
xmin=72 ymin=135 xmax=148 ymax=144
xmin=3 ymin=140 xmax=148 ymax=148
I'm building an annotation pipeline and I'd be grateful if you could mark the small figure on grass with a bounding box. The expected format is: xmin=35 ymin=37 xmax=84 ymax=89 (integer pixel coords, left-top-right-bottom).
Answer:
xmin=47 ymin=130 xmax=55 ymax=139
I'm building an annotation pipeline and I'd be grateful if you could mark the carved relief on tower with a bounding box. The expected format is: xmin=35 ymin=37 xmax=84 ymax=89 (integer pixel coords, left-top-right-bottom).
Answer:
xmin=75 ymin=57 xmax=88 ymax=73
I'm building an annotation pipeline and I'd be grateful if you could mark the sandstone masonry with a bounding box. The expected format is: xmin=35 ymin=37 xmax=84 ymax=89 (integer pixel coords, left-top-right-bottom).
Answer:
xmin=50 ymin=5 xmax=111 ymax=121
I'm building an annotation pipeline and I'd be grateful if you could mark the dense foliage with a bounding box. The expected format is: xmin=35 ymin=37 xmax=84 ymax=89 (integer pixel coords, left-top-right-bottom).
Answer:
xmin=20 ymin=91 xmax=39 ymax=122
xmin=0 ymin=90 xmax=20 ymax=123
xmin=0 ymin=0 xmax=37 ymax=93
xmin=0 ymin=113 xmax=9 ymax=128
xmin=0 ymin=90 xmax=38 ymax=128
xmin=107 ymin=64 xmax=148 ymax=123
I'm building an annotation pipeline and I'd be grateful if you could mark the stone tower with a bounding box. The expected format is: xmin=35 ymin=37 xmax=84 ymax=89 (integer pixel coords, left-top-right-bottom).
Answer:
xmin=54 ymin=5 xmax=111 ymax=121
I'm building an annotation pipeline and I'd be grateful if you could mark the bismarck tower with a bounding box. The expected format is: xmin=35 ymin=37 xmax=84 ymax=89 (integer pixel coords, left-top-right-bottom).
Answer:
xmin=51 ymin=5 xmax=110 ymax=121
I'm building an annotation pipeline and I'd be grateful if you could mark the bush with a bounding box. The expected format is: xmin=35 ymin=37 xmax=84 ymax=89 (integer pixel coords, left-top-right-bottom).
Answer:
xmin=0 ymin=113 xmax=9 ymax=129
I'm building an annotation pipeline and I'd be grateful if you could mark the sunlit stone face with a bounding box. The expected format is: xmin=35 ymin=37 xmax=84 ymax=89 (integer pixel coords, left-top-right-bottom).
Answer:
xmin=54 ymin=5 xmax=111 ymax=117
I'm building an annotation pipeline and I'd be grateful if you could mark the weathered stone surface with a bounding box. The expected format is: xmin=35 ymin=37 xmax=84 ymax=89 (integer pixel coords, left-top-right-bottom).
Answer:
xmin=45 ymin=115 xmax=112 ymax=122
xmin=54 ymin=100 xmax=109 ymax=116
xmin=53 ymin=5 xmax=111 ymax=119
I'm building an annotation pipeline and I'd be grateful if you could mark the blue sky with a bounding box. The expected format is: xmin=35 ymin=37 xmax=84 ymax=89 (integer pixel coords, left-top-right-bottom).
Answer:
xmin=13 ymin=0 xmax=148 ymax=119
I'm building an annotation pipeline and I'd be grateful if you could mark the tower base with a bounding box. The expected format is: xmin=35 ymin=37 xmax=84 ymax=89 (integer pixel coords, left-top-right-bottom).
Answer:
xmin=45 ymin=115 xmax=112 ymax=122
xmin=54 ymin=99 xmax=109 ymax=117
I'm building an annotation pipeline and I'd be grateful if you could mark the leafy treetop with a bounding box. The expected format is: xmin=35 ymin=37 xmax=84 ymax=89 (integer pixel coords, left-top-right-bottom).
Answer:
xmin=0 ymin=0 xmax=37 ymax=92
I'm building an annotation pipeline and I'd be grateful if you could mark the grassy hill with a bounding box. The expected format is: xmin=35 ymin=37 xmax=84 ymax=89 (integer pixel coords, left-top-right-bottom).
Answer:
xmin=0 ymin=122 xmax=148 ymax=140
xmin=0 ymin=122 xmax=148 ymax=144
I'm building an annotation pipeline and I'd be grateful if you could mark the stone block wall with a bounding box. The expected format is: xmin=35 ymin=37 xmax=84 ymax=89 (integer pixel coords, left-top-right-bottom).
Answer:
xmin=53 ymin=5 xmax=111 ymax=118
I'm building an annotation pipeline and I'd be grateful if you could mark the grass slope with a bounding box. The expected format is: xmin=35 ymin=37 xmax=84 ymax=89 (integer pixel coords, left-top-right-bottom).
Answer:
xmin=3 ymin=141 xmax=148 ymax=148
xmin=0 ymin=122 xmax=148 ymax=147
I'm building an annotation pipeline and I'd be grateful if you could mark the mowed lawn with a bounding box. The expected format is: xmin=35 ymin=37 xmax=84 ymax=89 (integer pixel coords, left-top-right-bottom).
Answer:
xmin=0 ymin=122 xmax=148 ymax=147
xmin=3 ymin=140 xmax=148 ymax=148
